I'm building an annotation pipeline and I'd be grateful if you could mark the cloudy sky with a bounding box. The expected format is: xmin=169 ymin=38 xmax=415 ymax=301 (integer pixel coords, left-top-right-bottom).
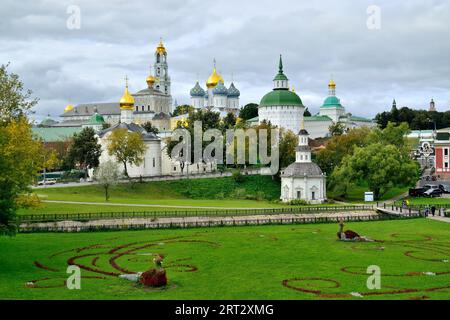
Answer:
xmin=1 ymin=0 xmax=449 ymax=121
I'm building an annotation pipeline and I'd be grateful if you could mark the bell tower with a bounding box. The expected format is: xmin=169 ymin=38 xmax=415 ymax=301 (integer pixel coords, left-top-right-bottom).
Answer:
xmin=154 ymin=38 xmax=171 ymax=95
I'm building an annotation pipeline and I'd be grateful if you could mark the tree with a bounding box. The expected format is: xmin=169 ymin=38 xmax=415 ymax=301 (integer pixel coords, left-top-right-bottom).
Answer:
xmin=328 ymin=122 xmax=345 ymax=136
xmin=94 ymin=160 xmax=120 ymax=201
xmin=222 ymin=112 xmax=237 ymax=130
xmin=278 ymin=129 xmax=298 ymax=169
xmin=367 ymin=122 xmax=410 ymax=148
xmin=172 ymin=104 xmax=195 ymax=117
xmin=65 ymin=127 xmax=102 ymax=176
xmin=330 ymin=143 xmax=419 ymax=200
xmin=239 ymin=103 xmax=258 ymax=120
xmin=303 ymin=108 xmax=311 ymax=117
xmin=0 ymin=118 xmax=45 ymax=234
xmin=142 ymin=121 xmax=159 ymax=134
xmin=0 ymin=63 xmax=38 ymax=123
xmin=315 ymin=126 xmax=371 ymax=176
xmin=107 ymin=128 xmax=147 ymax=177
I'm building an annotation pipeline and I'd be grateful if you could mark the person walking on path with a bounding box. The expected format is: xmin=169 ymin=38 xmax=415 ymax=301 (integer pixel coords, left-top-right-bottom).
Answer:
xmin=431 ymin=206 xmax=436 ymax=217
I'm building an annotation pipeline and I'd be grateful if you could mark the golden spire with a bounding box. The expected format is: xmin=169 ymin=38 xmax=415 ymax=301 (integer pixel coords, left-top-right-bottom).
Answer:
xmin=64 ymin=104 xmax=74 ymax=112
xmin=156 ymin=37 xmax=166 ymax=54
xmin=119 ymin=75 xmax=135 ymax=110
xmin=291 ymin=86 xmax=296 ymax=92
xmin=206 ymin=58 xmax=224 ymax=88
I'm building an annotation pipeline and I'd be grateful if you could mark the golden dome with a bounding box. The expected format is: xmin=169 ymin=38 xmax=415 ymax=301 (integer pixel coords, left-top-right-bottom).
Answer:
xmin=206 ymin=68 xmax=224 ymax=89
xmin=64 ymin=104 xmax=74 ymax=112
xmin=156 ymin=39 xmax=166 ymax=54
xmin=119 ymin=84 xmax=135 ymax=110
xmin=328 ymin=79 xmax=336 ymax=88
xmin=146 ymin=74 xmax=156 ymax=86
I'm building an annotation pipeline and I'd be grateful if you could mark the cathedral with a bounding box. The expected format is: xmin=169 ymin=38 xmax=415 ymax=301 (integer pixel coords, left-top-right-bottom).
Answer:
xmin=190 ymin=60 xmax=241 ymax=116
xmin=59 ymin=39 xmax=173 ymax=132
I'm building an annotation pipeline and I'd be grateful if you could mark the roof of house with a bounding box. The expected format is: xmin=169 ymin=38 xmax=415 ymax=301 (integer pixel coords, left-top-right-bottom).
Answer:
xmin=304 ymin=115 xmax=332 ymax=122
xmin=32 ymin=127 xmax=82 ymax=142
xmin=281 ymin=162 xmax=324 ymax=177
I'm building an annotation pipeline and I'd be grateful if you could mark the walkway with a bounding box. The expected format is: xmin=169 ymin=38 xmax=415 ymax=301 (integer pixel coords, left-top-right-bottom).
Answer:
xmin=427 ymin=216 xmax=450 ymax=223
xmin=20 ymin=211 xmax=382 ymax=232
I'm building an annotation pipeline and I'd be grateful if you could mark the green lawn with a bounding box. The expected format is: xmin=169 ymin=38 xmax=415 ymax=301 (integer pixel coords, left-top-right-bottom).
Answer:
xmin=1 ymin=219 xmax=449 ymax=300
xmin=329 ymin=181 xmax=409 ymax=203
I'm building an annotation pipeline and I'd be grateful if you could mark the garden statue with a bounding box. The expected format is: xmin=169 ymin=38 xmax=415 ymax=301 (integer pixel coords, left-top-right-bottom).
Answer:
xmin=119 ymin=254 xmax=167 ymax=287
xmin=337 ymin=219 xmax=373 ymax=242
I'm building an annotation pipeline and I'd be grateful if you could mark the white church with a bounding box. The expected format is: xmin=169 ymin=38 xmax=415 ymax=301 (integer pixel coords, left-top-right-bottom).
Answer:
xmin=280 ymin=125 xmax=327 ymax=204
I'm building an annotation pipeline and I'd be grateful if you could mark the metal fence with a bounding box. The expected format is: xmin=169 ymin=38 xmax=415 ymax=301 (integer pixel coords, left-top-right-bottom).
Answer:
xmin=19 ymin=210 xmax=421 ymax=233
xmin=18 ymin=205 xmax=375 ymax=223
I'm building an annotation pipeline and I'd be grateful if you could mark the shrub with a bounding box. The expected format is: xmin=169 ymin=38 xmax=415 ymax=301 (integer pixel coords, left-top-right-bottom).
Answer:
xmin=288 ymin=199 xmax=309 ymax=206
xmin=232 ymin=170 xmax=245 ymax=183
xmin=231 ymin=188 xmax=246 ymax=199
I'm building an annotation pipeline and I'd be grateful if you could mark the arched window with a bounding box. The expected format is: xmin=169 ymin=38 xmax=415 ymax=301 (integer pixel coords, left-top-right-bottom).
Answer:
xmin=157 ymin=54 xmax=160 ymax=63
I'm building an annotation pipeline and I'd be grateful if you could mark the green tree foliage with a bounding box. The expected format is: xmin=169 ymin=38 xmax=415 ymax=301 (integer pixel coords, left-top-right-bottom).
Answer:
xmin=303 ymin=108 xmax=311 ymax=117
xmin=367 ymin=122 xmax=410 ymax=148
xmin=65 ymin=127 xmax=102 ymax=174
xmin=375 ymin=105 xmax=450 ymax=130
xmin=315 ymin=126 xmax=371 ymax=175
xmin=328 ymin=122 xmax=345 ymax=136
xmin=0 ymin=63 xmax=38 ymax=123
xmin=222 ymin=112 xmax=237 ymax=130
xmin=238 ymin=103 xmax=258 ymax=120
xmin=0 ymin=118 xmax=45 ymax=234
xmin=278 ymin=129 xmax=298 ymax=169
xmin=107 ymin=128 xmax=147 ymax=177
xmin=330 ymin=143 xmax=419 ymax=200
xmin=142 ymin=121 xmax=159 ymax=134
xmin=172 ymin=104 xmax=195 ymax=117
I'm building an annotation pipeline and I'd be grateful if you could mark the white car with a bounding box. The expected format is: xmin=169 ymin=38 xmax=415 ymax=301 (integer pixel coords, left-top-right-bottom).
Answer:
xmin=38 ymin=178 xmax=57 ymax=186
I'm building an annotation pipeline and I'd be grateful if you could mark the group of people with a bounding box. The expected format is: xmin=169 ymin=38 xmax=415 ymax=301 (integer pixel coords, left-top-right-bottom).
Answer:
xmin=424 ymin=205 xmax=438 ymax=217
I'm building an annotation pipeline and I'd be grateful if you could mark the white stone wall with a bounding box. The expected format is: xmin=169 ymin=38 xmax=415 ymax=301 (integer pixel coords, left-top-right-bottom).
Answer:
xmin=133 ymin=94 xmax=171 ymax=114
xmin=227 ymin=97 xmax=239 ymax=109
xmin=304 ymin=120 xmax=333 ymax=139
xmin=280 ymin=176 xmax=326 ymax=204
xmin=319 ymin=107 xmax=345 ymax=123
xmin=191 ymin=96 xmax=205 ymax=109
xmin=259 ymin=105 xmax=304 ymax=134
xmin=213 ymin=94 xmax=227 ymax=109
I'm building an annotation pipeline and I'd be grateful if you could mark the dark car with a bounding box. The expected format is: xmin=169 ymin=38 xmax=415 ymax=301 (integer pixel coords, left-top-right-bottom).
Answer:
xmin=439 ymin=184 xmax=450 ymax=193
xmin=409 ymin=187 xmax=426 ymax=197
xmin=423 ymin=184 xmax=440 ymax=191
xmin=423 ymin=188 xmax=443 ymax=198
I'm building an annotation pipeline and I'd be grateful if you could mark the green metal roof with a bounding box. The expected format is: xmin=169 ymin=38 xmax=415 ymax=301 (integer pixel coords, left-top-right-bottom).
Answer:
xmin=260 ymin=89 xmax=303 ymax=107
xmin=349 ymin=115 xmax=373 ymax=123
xmin=32 ymin=127 xmax=82 ymax=142
xmin=88 ymin=113 xmax=105 ymax=125
xmin=321 ymin=96 xmax=344 ymax=109
xmin=273 ymin=55 xmax=288 ymax=81
xmin=304 ymin=115 xmax=332 ymax=122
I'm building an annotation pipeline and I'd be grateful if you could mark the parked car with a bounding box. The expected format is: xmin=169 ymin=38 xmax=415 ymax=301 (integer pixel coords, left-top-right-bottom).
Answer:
xmin=409 ymin=187 xmax=426 ymax=197
xmin=423 ymin=188 xmax=443 ymax=198
xmin=423 ymin=184 xmax=440 ymax=191
xmin=439 ymin=184 xmax=450 ymax=193
xmin=37 ymin=178 xmax=57 ymax=186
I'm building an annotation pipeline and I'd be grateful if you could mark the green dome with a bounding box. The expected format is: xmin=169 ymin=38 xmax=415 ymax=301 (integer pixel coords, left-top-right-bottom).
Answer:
xmin=322 ymin=96 xmax=343 ymax=108
xmin=260 ymin=89 xmax=303 ymax=107
xmin=88 ymin=112 xmax=105 ymax=125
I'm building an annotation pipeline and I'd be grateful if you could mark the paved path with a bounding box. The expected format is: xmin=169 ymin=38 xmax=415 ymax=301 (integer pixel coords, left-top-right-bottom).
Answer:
xmin=427 ymin=216 xmax=450 ymax=223
xmin=20 ymin=211 xmax=380 ymax=232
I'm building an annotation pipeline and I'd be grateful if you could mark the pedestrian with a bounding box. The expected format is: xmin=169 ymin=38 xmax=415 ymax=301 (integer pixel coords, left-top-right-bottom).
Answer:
xmin=424 ymin=206 xmax=429 ymax=217
xmin=431 ymin=206 xmax=436 ymax=217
